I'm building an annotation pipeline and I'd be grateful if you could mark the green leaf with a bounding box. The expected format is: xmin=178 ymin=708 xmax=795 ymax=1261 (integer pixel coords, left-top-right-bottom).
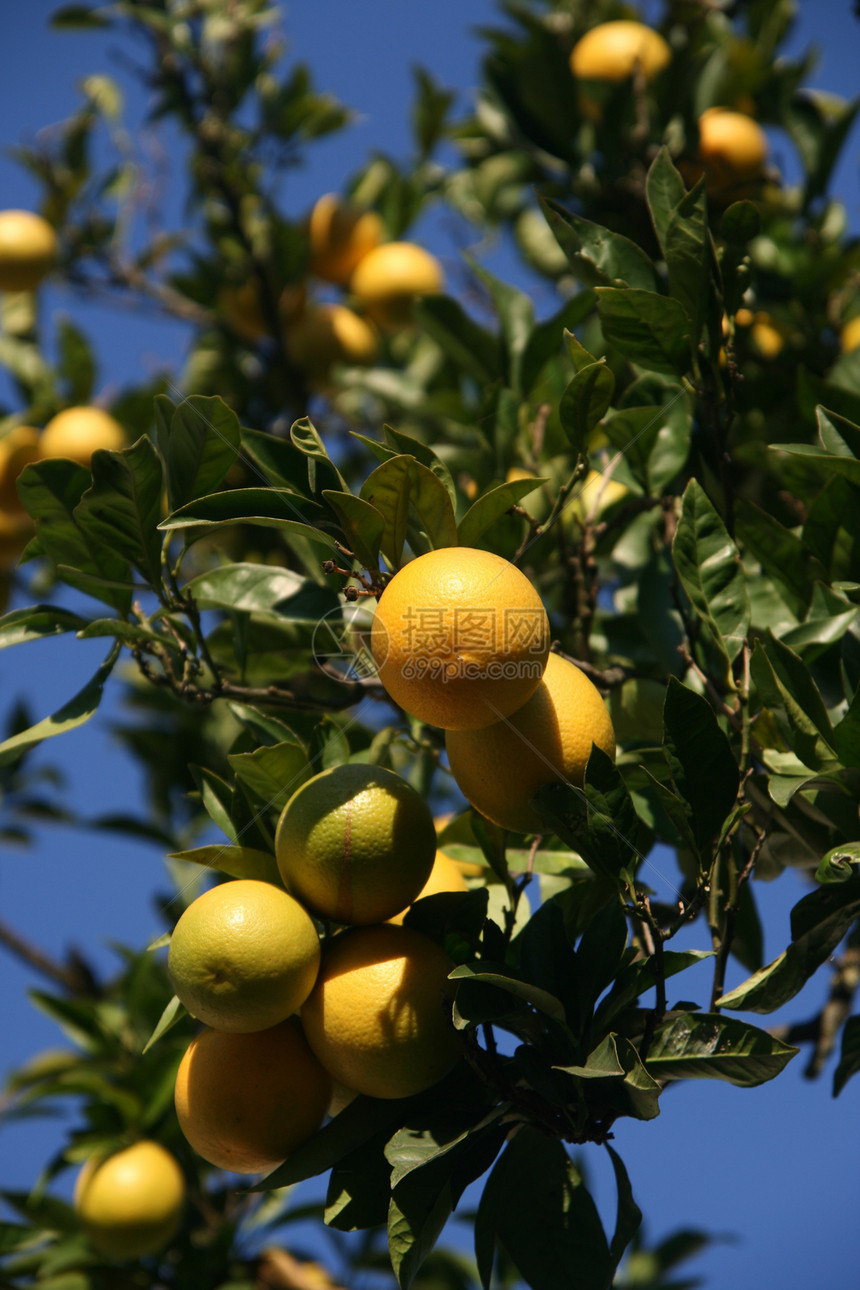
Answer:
xmin=559 ymin=360 xmax=615 ymax=453
xmin=736 ymin=497 xmax=825 ymax=620
xmin=662 ymin=679 xmax=739 ymax=856
xmin=51 ymin=5 xmax=110 ymax=27
xmin=645 ymin=1012 xmax=798 ymax=1085
xmin=606 ymin=1144 xmax=643 ymax=1276
xmin=0 ymin=604 xmax=90 ymax=649
xmin=816 ymin=844 xmax=860 ymax=884
xmin=389 ymin=1181 xmax=454 ymax=1290
xmin=360 ymin=454 xmax=458 ymax=563
xmin=76 ymin=617 xmax=184 ymax=652
xmin=167 ymin=844 xmax=282 ymax=886
xmin=184 ymin=563 xmax=338 ymax=621
xmin=258 ymin=1093 xmax=406 ymax=1189
xmin=382 ymin=425 xmax=458 ymax=509
xmin=601 ymin=394 xmax=691 ymax=496
xmin=717 ymin=877 xmax=860 ymax=1013
xmin=228 ymin=740 xmax=310 ymax=813
xmin=521 ymin=293 xmax=597 ymax=395
xmin=57 ymin=317 xmax=96 ymax=404
xmin=673 ymin=479 xmax=749 ymax=670
xmin=412 ymin=294 xmax=502 ymax=386
xmin=189 ymin=765 xmax=237 ymax=842
xmin=75 ymin=436 xmax=164 ymax=588
xmin=17 ymin=458 xmax=132 ymax=613
xmin=539 ymin=196 xmax=659 ymax=291
xmin=646 ymin=149 xmax=709 ymax=338
xmin=0 ymin=644 xmax=119 ymax=767
xmin=323 ymin=489 xmax=386 ymax=569
xmin=750 ymin=635 xmax=837 ymax=768
xmin=457 ymin=477 xmax=549 ymax=547
xmin=479 ymin=1126 xmax=612 ymax=1290
xmin=291 ymin=415 xmax=348 ymax=493
xmin=448 ymin=964 xmax=567 ymax=1026
xmin=467 ymin=257 xmax=534 ymax=395
xmin=141 ymin=995 xmax=186 ymax=1054
xmin=833 ymin=1014 xmax=860 ymax=1096
xmin=720 ymin=200 xmax=761 ymax=244
xmin=596 ymin=288 xmax=692 ymax=375
xmin=325 ymin=1132 xmax=392 ymax=1231
xmin=159 ymin=489 xmax=333 ymax=550
xmin=407 ymin=459 xmax=460 ymax=551
xmin=165 ymin=394 xmax=241 ymax=511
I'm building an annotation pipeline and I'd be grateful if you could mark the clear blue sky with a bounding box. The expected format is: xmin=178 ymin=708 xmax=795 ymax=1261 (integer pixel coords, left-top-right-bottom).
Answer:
xmin=1 ymin=3 xmax=858 ymax=1287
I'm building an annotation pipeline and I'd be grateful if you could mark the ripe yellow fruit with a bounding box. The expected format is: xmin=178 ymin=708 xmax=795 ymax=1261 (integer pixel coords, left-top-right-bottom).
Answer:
xmin=350 ymin=242 xmax=443 ymax=329
xmin=370 ymin=547 xmax=550 ymax=731
xmin=275 ymin=762 xmax=436 ymax=925
xmin=309 ymin=193 xmax=385 ymax=284
xmin=0 ymin=426 xmax=41 ymax=514
xmin=695 ymin=108 xmax=768 ymax=191
xmin=841 ymin=316 xmax=860 ymax=352
xmin=167 ymin=879 xmax=321 ymax=1032
xmin=285 ymin=302 xmax=379 ymax=375
xmin=389 ymin=848 xmax=469 ymax=923
xmin=39 ymin=407 xmax=126 ymax=467
xmin=73 ymin=1141 xmax=185 ymax=1260
xmin=569 ymin=21 xmax=671 ymax=83
xmin=174 ymin=1019 xmax=331 ymax=1175
xmin=0 ymin=210 xmax=57 ymax=292
xmin=301 ymin=923 xmax=461 ymax=1099
xmin=445 ymin=651 xmax=617 ymax=834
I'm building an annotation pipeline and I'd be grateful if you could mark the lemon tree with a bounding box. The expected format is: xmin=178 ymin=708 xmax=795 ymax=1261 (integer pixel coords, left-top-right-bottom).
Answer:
xmin=2 ymin=3 xmax=860 ymax=1290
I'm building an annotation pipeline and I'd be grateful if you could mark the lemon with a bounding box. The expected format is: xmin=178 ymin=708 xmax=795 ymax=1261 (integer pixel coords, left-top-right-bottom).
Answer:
xmin=445 ymin=651 xmax=616 ymax=834
xmin=275 ymin=763 xmax=436 ymax=925
xmin=349 ymin=241 xmax=443 ymax=329
xmin=167 ymin=879 xmax=321 ymax=1032
xmin=174 ymin=1019 xmax=331 ymax=1175
xmin=285 ymin=302 xmax=379 ymax=377
xmin=74 ymin=1141 xmax=185 ymax=1260
xmin=695 ymin=108 xmax=768 ymax=193
xmin=389 ymin=848 xmax=469 ymax=923
xmin=370 ymin=546 xmax=550 ymax=730
xmin=569 ymin=21 xmax=670 ymax=83
xmin=301 ymin=923 xmax=461 ymax=1099
xmin=841 ymin=316 xmax=860 ymax=353
xmin=0 ymin=210 xmax=57 ymax=292
xmin=0 ymin=426 xmax=41 ymax=514
xmin=39 ymin=407 xmax=126 ymax=467
xmin=309 ymin=193 xmax=385 ymax=284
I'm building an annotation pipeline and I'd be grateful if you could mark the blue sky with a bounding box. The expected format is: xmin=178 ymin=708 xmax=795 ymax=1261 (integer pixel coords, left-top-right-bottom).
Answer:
xmin=1 ymin=2 xmax=859 ymax=1287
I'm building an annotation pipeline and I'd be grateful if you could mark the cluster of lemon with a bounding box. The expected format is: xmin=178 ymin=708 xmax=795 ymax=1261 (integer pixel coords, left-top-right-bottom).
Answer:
xmin=371 ymin=546 xmax=617 ymax=834
xmin=167 ymin=761 xmax=465 ymax=1179
xmin=568 ymin=20 xmax=769 ymax=198
xmin=220 ymin=192 xmax=443 ymax=384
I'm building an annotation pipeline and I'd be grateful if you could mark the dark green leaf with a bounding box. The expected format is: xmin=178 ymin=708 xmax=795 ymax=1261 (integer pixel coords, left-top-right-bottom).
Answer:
xmin=673 ymin=479 xmax=749 ymax=669
xmin=750 ymin=635 xmax=837 ymax=768
xmin=360 ymin=455 xmax=412 ymax=565
xmin=159 ymin=489 xmax=333 ymax=550
xmin=322 ymin=489 xmax=385 ymax=568
xmin=167 ymin=844 xmax=282 ymax=886
xmin=51 ymin=5 xmax=110 ymax=27
xmin=467 ymin=258 xmax=534 ymax=395
xmin=662 ymin=679 xmax=739 ymax=856
xmin=291 ymin=415 xmax=348 ymax=493
xmin=645 ymin=1012 xmax=798 ymax=1084
xmin=481 ymin=1127 xmax=611 ymax=1290
xmin=606 ymin=1144 xmax=643 ymax=1275
xmin=559 ymin=361 xmax=615 ymax=453
xmin=0 ymin=644 xmax=119 ymax=767
xmin=389 ymin=1181 xmax=453 ymax=1290
xmin=539 ymin=196 xmax=659 ymax=291
xmin=259 ymin=1094 xmax=407 ymax=1189
xmin=0 ymin=604 xmax=90 ymax=649
xmin=412 ymin=294 xmax=502 ymax=386
xmin=833 ymin=1014 xmax=860 ymax=1096
xmin=448 ymin=964 xmax=567 ymax=1026
xmin=646 ymin=149 xmax=709 ymax=338
xmin=596 ymin=288 xmax=691 ymax=375
xmin=457 ymin=476 xmax=549 ymax=546
xmin=165 ymin=394 xmax=240 ymax=511
xmin=325 ymin=1132 xmax=392 ymax=1231
xmin=57 ymin=317 xmax=96 ymax=404
xmin=736 ymin=497 xmax=825 ymax=620
xmin=75 ymin=436 xmax=164 ymax=587
xmin=17 ymin=458 xmax=132 ymax=613
xmin=720 ymin=200 xmax=761 ymax=244
xmin=185 ymin=563 xmax=337 ymax=621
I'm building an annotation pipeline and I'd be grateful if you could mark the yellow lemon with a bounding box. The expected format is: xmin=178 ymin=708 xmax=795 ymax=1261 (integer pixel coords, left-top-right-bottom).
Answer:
xmin=389 ymin=848 xmax=469 ymax=923
xmin=445 ymin=651 xmax=616 ymax=834
xmin=349 ymin=242 xmax=443 ymax=329
xmin=695 ymin=108 xmax=768 ymax=193
xmin=840 ymin=316 xmax=860 ymax=352
xmin=370 ymin=546 xmax=550 ymax=730
xmin=174 ymin=1019 xmax=330 ymax=1175
xmin=0 ymin=426 xmax=41 ymax=514
xmin=309 ymin=193 xmax=385 ymax=284
xmin=569 ymin=21 xmax=670 ymax=83
xmin=0 ymin=210 xmax=57 ymax=292
xmin=285 ymin=302 xmax=379 ymax=375
xmin=39 ymin=407 xmax=126 ymax=467
xmin=74 ymin=1141 xmax=185 ymax=1260
xmin=275 ymin=763 xmax=436 ymax=925
xmin=301 ymin=923 xmax=461 ymax=1099
xmin=167 ymin=879 xmax=321 ymax=1032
